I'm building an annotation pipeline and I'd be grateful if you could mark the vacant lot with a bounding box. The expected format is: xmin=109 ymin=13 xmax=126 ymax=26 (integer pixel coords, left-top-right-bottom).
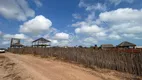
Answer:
xmin=0 ymin=52 xmax=141 ymax=80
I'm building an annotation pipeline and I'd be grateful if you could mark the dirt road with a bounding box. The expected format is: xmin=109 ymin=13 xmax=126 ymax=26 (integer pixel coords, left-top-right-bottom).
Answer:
xmin=0 ymin=53 xmax=104 ymax=80
xmin=0 ymin=53 xmax=141 ymax=80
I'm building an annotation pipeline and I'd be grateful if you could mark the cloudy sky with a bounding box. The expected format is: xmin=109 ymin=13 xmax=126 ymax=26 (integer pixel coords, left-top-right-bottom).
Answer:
xmin=0 ymin=0 xmax=142 ymax=47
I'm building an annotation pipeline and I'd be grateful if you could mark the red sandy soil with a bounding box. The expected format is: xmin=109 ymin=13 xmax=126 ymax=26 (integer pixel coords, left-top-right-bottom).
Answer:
xmin=0 ymin=52 xmax=141 ymax=80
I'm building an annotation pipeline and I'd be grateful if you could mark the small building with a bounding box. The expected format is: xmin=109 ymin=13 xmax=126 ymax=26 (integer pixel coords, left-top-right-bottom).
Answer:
xmin=32 ymin=37 xmax=51 ymax=48
xmin=10 ymin=38 xmax=24 ymax=48
xmin=100 ymin=44 xmax=114 ymax=50
xmin=117 ymin=41 xmax=136 ymax=49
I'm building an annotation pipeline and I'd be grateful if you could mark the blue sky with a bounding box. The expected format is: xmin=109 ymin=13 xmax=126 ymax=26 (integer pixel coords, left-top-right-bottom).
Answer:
xmin=0 ymin=0 xmax=142 ymax=47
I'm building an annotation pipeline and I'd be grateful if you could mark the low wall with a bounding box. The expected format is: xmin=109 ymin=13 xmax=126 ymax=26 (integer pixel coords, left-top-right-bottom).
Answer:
xmin=9 ymin=47 xmax=142 ymax=76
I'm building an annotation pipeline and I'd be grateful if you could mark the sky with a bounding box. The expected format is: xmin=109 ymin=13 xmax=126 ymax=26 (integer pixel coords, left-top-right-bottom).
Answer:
xmin=0 ymin=0 xmax=142 ymax=47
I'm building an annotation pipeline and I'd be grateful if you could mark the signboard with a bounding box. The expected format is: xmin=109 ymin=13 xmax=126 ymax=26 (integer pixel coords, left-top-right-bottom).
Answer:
xmin=10 ymin=38 xmax=20 ymax=47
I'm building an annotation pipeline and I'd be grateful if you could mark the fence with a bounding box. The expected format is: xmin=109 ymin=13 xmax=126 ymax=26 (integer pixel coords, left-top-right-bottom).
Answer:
xmin=9 ymin=47 xmax=142 ymax=76
xmin=110 ymin=48 xmax=142 ymax=53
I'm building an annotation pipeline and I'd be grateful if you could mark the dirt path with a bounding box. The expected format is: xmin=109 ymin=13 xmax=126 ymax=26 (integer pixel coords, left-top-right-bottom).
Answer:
xmin=0 ymin=53 xmax=104 ymax=80
xmin=0 ymin=52 xmax=141 ymax=80
xmin=0 ymin=68 xmax=5 ymax=80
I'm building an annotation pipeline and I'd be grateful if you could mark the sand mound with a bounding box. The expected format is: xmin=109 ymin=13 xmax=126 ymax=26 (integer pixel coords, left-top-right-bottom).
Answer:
xmin=0 ymin=55 xmax=33 ymax=80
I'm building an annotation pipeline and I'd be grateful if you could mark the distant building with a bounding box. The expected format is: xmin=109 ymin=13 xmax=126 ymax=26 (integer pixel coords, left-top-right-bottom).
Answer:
xmin=32 ymin=37 xmax=51 ymax=48
xmin=10 ymin=38 xmax=24 ymax=48
xmin=117 ymin=41 xmax=136 ymax=49
xmin=100 ymin=44 xmax=114 ymax=50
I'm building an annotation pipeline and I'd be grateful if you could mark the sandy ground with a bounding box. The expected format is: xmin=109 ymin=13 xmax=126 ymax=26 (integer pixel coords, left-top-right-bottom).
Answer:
xmin=0 ymin=68 xmax=5 ymax=80
xmin=0 ymin=52 xmax=141 ymax=80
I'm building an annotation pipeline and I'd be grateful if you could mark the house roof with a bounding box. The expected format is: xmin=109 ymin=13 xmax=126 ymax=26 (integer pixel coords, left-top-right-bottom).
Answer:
xmin=117 ymin=41 xmax=136 ymax=47
xmin=101 ymin=44 xmax=114 ymax=47
xmin=32 ymin=37 xmax=50 ymax=43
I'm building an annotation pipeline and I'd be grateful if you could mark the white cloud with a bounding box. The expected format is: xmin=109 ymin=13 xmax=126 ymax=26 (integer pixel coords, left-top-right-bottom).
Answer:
xmin=94 ymin=32 xmax=107 ymax=40
xmin=73 ymin=1 xmax=107 ymax=40
xmin=54 ymin=32 xmax=69 ymax=40
xmin=49 ymin=39 xmax=70 ymax=46
xmin=122 ymin=34 xmax=142 ymax=39
xmin=14 ymin=34 xmax=28 ymax=39
xmin=23 ymin=37 xmax=34 ymax=46
xmin=98 ymin=8 xmax=142 ymax=39
xmin=122 ymin=34 xmax=135 ymax=38
xmin=2 ymin=41 xmax=10 ymax=45
xmin=3 ymin=34 xmax=28 ymax=40
xmin=108 ymin=34 xmax=121 ymax=40
xmin=109 ymin=0 xmax=121 ymax=5
xmin=99 ymin=8 xmax=142 ymax=23
xmin=34 ymin=0 xmax=42 ymax=7
xmin=110 ymin=23 xmax=142 ymax=34
xmin=84 ymin=37 xmax=98 ymax=44
xmin=50 ymin=40 xmax=59 ymax=45
xmin=72 ymin=13 xmax=81 ymax=19
xmin=86 ymin=12 xmax=95 ymax=22
xmin=19 ymin=15 xmax=52 ymax=34
xmin=72 ymin=21 xmax=86 ymax=27
xmin=0 ymin=0 xmax=35 ymax=21
xmin=86 ymin=3 xmax=107 ymax=11
xmin=1 ymin=31 xmax=71 ymax=47
xmin=71 ymin=0 xmax=108 ymax=46
xmin=73 ymin=20 xmax=107 ymax=44
xmin=75 ymin=24 xmax=103 ymax=34
xmin=79 ymin=1 xmax=106 ymax=11
xmin=96 ymin=32 xmax=107 ymax=37
xmin=109 ymin=0 xmax=134 ymax=5
xmin=59 ymin=40 xmax=69 ymax=46
xmin=78 ymin=0 xmax=86 ymax=7
xmin=73 ymin=2 xmax=141 ymax=46
xmin=0 ymin=31 xmax=3 ymax=38
xmin=2 ymin=33 xmax=34 ymax=46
